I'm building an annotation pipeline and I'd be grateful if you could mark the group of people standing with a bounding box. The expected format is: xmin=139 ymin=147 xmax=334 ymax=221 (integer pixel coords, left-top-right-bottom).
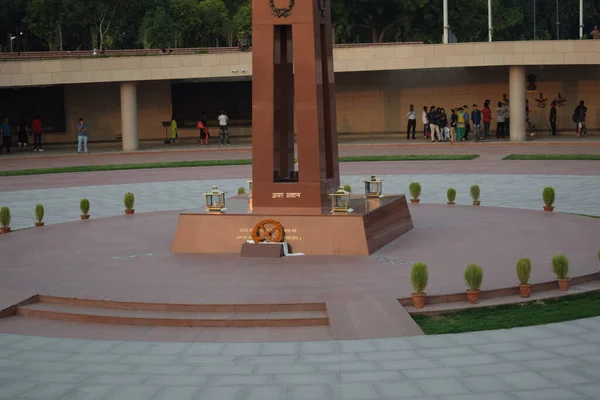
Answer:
xmin=170 ymin=110 xmax=232 ymax=146
xmin=0 ymin=116 xmax=45 ymax=155
xmin=409 ymin=98 xmax=590 ymax=141
xmin=408 ymin=104 xmax=487 ymax=143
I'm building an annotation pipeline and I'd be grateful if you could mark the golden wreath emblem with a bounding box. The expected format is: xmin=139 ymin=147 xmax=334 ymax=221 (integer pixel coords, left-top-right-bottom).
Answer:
xmin=251 ymin=219 xmax=285 ymax=243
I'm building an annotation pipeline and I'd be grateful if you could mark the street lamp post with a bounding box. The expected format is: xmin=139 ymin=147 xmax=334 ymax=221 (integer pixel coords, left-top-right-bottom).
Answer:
xmin=443 ymin=0 xmax=449 ymax=44
xmin=580 ymin=0 xmax=584 ymax=39
xmin=533 ymin=0 xmax=536 ymax=40
xmin=556 ymin=0 xmax=560 ymax=40
xmin=488 ymin=0 xmax=493 ymax=42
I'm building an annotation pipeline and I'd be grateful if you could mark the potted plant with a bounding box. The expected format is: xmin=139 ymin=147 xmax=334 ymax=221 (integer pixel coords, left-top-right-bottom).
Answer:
xmin=464 ymin=264 xmax=483 ymax=303
xmin=543 ymin=187 xmax=555 ymax=212
xmin=552 ymin=255 xmax=569 ymax=291
xmin=124 ymin=192 xmax=135 ymax=215
xmin=237 ymin=187 xmax=246 ymax=195
xmin=410 ymin=262 xmax=429 ymax=309
xmin=34 ymin=204 xmax=45 ymax=227
xmin=409 ymin=182 xmax=421 ymax=204
xmin=516 ymin=258 xmax=532 ymax=298
xmin=0 ymin=206 xmax=11 ymax=233
xmin=80 ymin=198 xmax=90 ymax=220
xmin=343 ymin=184 xmax=352 ymax=193
xmin=447 ymin=188 xmax=457 ymax=205
xmin=470 ymin=185 xmax=481 ymax=206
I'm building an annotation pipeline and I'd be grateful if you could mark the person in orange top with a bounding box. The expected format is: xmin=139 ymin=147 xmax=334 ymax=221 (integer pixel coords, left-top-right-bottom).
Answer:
xmin=31 ymin=116 xmax=44 ymax=152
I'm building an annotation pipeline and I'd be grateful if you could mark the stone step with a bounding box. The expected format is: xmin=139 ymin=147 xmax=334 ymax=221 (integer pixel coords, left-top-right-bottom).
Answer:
xmin=37 ymin=295 xmax=326 ymax=313
xmin=17 ymin=302 xmax=329 ymax=328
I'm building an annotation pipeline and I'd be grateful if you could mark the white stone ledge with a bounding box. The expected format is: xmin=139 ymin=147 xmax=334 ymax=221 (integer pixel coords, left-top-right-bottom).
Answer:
xmin=0 ymin=40 xmax=598 ymax=87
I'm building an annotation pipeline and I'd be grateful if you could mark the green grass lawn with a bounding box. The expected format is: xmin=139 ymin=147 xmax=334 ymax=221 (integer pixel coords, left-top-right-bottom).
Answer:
xmin=503 ymin=154 xmax=600 ymax=160
xmin=0 ymin=154 xmax=479 ymax=177
xmin=412 ymin=290 xmax=600 ymax=335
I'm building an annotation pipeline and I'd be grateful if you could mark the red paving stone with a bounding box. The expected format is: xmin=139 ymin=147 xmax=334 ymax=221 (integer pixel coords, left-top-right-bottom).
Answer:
xmin=0 ymin=204 xmax=596 ymax=305
xmin=0 ymin=203 xmax=597 ymax=341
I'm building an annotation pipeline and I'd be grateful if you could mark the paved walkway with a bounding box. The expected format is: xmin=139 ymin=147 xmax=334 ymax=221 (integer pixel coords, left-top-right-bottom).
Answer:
xmin=1 ymin=138 xmax=600 ymax=172
xmin=1 ymin=173 xmax=599 ymax=230
xmin=0 ymin=317 xmax=599 ymax=399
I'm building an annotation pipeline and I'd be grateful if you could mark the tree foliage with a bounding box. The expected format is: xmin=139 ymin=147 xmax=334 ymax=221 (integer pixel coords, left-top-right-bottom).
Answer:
xmin=1 ymin=0 xmax=599 ymax=51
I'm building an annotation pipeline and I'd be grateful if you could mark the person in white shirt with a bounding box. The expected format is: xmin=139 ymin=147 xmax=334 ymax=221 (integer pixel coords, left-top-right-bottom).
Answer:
xmin=422 ymin=106 xmax=429 ymax=139
xmin=406 ymin=104 xmax=417 ymax=140
xmin=218 ymin=110 xmax=231 ymax=145
xmin=495 ymin=102 xmax=506 ymax=139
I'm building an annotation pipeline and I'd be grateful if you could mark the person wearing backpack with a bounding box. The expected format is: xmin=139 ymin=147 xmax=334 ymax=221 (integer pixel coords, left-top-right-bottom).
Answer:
xmin=573 ymin=100 xmax=588 ymax=137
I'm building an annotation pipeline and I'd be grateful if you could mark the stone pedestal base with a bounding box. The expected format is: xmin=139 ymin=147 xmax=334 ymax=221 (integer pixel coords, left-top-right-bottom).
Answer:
xmin=240 ymin=243 xmax=285 ymax=258
xmin=172 ymin=196 xmax=413 ymax=256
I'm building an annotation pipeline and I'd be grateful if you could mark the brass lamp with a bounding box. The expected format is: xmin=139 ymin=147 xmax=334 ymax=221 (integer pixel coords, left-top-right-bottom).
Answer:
xmin=364 ymin=175 xmax=383 ymax=198
xmin=330 ymin=186 xmax=351 ymax=213
xmin=204 ymin=185 xmax=226 ymax=212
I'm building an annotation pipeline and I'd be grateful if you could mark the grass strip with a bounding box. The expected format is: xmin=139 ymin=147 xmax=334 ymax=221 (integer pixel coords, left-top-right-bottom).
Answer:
xmin=412 ymin=290 xmax=600 ymax=335
xmin=503 ymin=154 xmax=600 ymax=160
xmin=0 ymin=154 xmax=479 ymax=177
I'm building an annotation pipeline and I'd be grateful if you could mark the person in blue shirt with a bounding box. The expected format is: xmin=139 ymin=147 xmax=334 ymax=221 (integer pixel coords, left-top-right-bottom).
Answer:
xmin=463 ymin=105 xmax=471 ymax=140
xmin=0 ymin=117 xmax=12 ymax=154
xmin=471 ymin=104 xmax=482 ymax=142
xmin=77 ymin=117 xmax=88 ymax=154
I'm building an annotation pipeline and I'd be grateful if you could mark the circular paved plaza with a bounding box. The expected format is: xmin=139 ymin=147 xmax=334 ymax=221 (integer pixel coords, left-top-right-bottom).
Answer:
xmin=0 ymin=142 xmax=599 ymax=399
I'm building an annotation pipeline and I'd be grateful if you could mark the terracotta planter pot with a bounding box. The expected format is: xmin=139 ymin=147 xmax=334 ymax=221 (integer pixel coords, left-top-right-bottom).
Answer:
xmin=80 ymin=214 xmax=90 ymax=220
xmin=411 ymin=293 xmax=426 ymax=309
xmin=543 ymin=206 xmax=554 ymax=212
xmin=519 ymin=284 xmax=533 ymax=298
xmin=35 ymin=222 xmax=45 ymax=227
xmin=466 ymin=290 xmax=480 ymax=304
xmin=125 ymin=209 xmax=135 ymax=215
xmin=0 ymin=227 xmax=11 ymax=234
xmin=472 ymin=201 xmax=481 ymax=206
xmin=410 ymin=199 xmax=420 ymax=204
xmin=558 ymin=278 xmax=569 ymax=291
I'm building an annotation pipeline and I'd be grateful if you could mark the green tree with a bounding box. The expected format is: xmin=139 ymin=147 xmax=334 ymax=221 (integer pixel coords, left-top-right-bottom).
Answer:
xmin=232 ymin=0 xmax=251 ymax=41
xmin=139 ymin=7 xmax=177 ymax=49
xmin=25 ymin=0 xmax=78 ymax=50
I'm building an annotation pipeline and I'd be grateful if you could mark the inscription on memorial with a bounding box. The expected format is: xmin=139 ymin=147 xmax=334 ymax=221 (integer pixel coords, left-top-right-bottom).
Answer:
xmin=272 ymin=192 xmax=302 ymax=199
xmin=236 ymin=227 xmax=302 ymax=241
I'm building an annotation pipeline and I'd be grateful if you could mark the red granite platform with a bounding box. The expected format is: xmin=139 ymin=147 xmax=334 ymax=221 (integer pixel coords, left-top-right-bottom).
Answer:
xmin=0 ymin=204 xmax=598 ymax=341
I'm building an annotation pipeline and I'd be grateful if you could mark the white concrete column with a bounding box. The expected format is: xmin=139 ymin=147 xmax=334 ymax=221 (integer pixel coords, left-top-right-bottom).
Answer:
xmin=120 ymin=82 xmax=139 ymax=151
xmin=488 ymin=0 xmax=493 ymax=42
xmin=509 ymin=66 xmax=526 ymax=142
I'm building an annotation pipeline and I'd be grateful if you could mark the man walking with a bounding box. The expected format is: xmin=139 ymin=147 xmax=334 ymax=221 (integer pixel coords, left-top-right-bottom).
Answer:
xmin=218 ymin=110 xmax=231 ymax=145
xmin=77 ymin=118 xmax=89 ymax=154
xmin=0 ymin=117 xmax=11 ymax=154
xmin=406 ymin=104 xmax=417 ymax=140
xmin=549 ymin=101 xmax=557 ymax=136
xmin=574 ymin=100 xmax=587 ymax=137
xmin=427 ymin=106 xmax=440 ymax=143
xmin=471 ymin=104 xmax=482 ymax=142
xmin=32 ymin=116 xmax=44 ymax=152
xmin=482 ymin=100 xmax=492 ymax=139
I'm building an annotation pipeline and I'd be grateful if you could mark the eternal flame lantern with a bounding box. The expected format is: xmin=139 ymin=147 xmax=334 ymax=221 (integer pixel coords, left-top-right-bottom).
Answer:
xmin=247 ymin=180 xmax=253 ymax=196
xmin=204 ymin=185 xmax=226 ymax=212
xmin=330 ymin=186 xmax=351 ymax=213
xmin=364 ymin=175 xmax=383 ymax=198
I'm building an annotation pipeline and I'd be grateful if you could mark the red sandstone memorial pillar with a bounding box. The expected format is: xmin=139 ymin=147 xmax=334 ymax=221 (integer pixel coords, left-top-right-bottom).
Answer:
xmin=251 ymin=0 xmax=340 ymax=214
